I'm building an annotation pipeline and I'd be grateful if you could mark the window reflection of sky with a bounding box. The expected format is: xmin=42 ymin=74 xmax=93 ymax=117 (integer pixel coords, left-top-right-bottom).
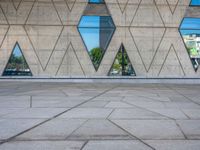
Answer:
xmin=79 ymin=16 xmax=100 ymax=28
xmin=191 ymin=0 xmax=200 ymax=5
xmin=79 ymin=28 xmax=100 ymax=52
xmin=180 ymin=30 xmax=200 ymax=35
xmin=180 ymin=18 xmax=200 ymax=30
xmin=89 ymin=0 xmax=104 ymax=3
xmin=13 ymin=44 xmax=22 ymax=57
xmin=79 ymin=16 xmax=115 ymax=28
xmin=78 ymin=16 xmax=115 ymax=52
xmin=78 ymin=16 xmax=101 ymax=52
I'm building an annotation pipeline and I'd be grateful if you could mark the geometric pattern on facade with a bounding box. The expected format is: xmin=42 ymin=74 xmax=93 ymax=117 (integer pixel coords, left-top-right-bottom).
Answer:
xmin=0 ymin=0 xmax=199 ymax=78
xmin=166 ymin=0 xmax=179 ymax=14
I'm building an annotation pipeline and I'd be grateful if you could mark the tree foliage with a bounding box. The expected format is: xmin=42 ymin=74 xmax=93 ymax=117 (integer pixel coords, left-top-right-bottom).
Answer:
xmin=89 ymin=47 xmax=103 ymax=69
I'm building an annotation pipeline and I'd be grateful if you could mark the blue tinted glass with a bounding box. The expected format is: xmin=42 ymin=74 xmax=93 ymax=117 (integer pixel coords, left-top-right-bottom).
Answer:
xmin=78 ymin=16 xmax=116 ymax=70
xmin=3 ymin=43 xmax=32 ymax=76
xmin=180 ymin=18 xmax=200 ymax=29
xmin=79 ymin=16 xmax=100 ymax=28
xmin=89 ymin=0 xmax=104 ymax=3
xmin=78 ymin=28 xmax=100 ymax=52
xmin=13 ymin=44 xmax=22 ymax=57
xmin=78 ymin=28 xmax=115 ymax=52
xmin=191 ymin=0 xmax=200 ymax=5
xmin=180 ymin=30 xmax=200 ymax=35
xmin=79 ymin=16 xmax=115 ymax=28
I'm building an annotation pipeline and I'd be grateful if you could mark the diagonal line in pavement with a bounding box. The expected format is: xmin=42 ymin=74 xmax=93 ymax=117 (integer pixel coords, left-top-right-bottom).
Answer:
xmin=0 ymin=85 xmax=118 ymax=145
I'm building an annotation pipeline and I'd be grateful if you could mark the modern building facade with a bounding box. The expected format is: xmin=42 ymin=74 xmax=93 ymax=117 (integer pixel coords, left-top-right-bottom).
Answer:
xmin=0 ymin=0 xmax=200 ymax=78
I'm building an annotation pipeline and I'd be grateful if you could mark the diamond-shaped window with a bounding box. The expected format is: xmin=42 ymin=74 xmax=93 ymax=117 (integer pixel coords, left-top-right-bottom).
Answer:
xmin=179 ymin=18 xmax=200 ymax=72
xmin=109 ymin=44 xmax=136 ymax=76
xmin=78 ymin=16 xmax=115 ymax=70
xmin=2 ymin=42 xmax=32 ymax=76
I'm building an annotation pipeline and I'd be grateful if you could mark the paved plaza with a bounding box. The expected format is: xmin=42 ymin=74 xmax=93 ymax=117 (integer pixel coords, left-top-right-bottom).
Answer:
xmin=0 ymin=81 xmax=200 ymax=150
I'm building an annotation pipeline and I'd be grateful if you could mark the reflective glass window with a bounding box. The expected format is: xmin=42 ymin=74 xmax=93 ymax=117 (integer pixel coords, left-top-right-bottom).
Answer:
xmin=78 ymin=16 xmax=115 ymax=70
xmin=109 ymin=45 xmax=136 ymax=76
xmin=180 ymin=18 xmax=200 ymax=71
xmin=190 ymin=0 xmax=200 ymax=6
xmin=3 ymin=43 xmax=32 ymax=76
xmin=89 ymin=0 xmax=104 ymax=3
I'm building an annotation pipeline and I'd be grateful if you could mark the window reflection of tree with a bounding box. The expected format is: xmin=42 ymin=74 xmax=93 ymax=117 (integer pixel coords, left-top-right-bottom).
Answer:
xmin=89 ymin=47 xmax=103 ymax=69
xmin=110 ymin=45 xmax=135 ymax=76
xmin=3 ymin=44 xmax=32 ymax=76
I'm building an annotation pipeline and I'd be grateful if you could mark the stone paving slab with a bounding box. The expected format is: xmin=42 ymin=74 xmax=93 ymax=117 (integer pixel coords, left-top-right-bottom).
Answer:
xmin=0 ymin=108 xmax=25 ymax=117
xmin=0 ymin=141 xmax=85 ymax=150
xmin=16 ymin=119 xmax=86 ymax=140
xmin=32 ymin=99 xmax=87 ymax=108
xmin=109 ymin=108 xmax=166 ymax=119
xmin=2 ymin=108 xmax=67 ymax=119
xmin=177 ymin=120 xmax=200 ymax=139
xmin=146 ymin=108 xmax=188 ymax=119
xmin=123 ymin=96 xmax=171 ymax=102
xmin=59 ymin=108 xmax=113 ymax=119
xmin=145 ymin=140 xmax=200 ymax=150
xmin=0 ymin=118 xmax=44 ymax=140
xmin=112 ymin=120 xmax=185 ymax=140
xmin=82 ymin=140 xmax=152 ymax=150
xmin=0 ymin=82 xmax=199 ymax=149
xmin=79 ymin=101 xmax=108 ymax=108
xmin=68 ymin=119 xmax=131 ymax=140
xmin=181 ymin=109 xmax=200 ymax=119
xmin=0 ymin=96 xmax=30 ymax=108
xmin=105 ymin=102 xmax=134 ymax=108
xmin=92 ymin=96 xmax=124 ymax=101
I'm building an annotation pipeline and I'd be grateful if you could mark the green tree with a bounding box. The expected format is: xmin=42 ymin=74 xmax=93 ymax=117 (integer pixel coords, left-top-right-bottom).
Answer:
xmin=89 ymin=47 xmax=103 ymax=69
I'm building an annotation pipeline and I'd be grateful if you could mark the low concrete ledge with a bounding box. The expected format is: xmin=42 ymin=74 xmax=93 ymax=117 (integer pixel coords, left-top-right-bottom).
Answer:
xmin=0 ymin=77 xmax=200 ymax=84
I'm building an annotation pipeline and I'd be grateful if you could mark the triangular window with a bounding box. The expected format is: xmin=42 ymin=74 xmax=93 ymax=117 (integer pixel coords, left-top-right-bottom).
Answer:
xmin=3 ymin=42 xmax=32 ymax=76
xmin=109 ymin=44 xmax=136 ymax=76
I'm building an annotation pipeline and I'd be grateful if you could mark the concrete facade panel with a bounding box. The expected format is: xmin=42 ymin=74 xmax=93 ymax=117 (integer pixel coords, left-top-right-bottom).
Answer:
xmin=0 ymin=0 xmax=199 ymax=78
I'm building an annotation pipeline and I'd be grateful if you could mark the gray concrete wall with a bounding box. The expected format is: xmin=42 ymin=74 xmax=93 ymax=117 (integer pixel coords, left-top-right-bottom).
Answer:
xmin=0 ymin=0 xmax=199 ymax=78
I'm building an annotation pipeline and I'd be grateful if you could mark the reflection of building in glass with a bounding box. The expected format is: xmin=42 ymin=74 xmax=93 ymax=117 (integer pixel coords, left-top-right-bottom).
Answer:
xmin=183 ymin=34 xmax=200 ymax=70
xmin=180 ymin=18 xmax=200 ymax=71
xmin=78 ymin=0 xmax=115 ymax=71
xmin=109 ymin=44 xmax=136 ymax=76
xmin=1 ymin=0 xmax=199 ymax=78
xmin=3 ymin=43 xmax=32 ymax=76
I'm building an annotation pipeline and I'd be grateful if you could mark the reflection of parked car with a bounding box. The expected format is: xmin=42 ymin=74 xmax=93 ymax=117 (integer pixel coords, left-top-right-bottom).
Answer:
xmin=6 ymin=69 xmax=16 ymax=71
xmin=24 ymin=69 xmax=30 ymax=72
xmin=110 ymin=70 xmax=119 ymax=75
